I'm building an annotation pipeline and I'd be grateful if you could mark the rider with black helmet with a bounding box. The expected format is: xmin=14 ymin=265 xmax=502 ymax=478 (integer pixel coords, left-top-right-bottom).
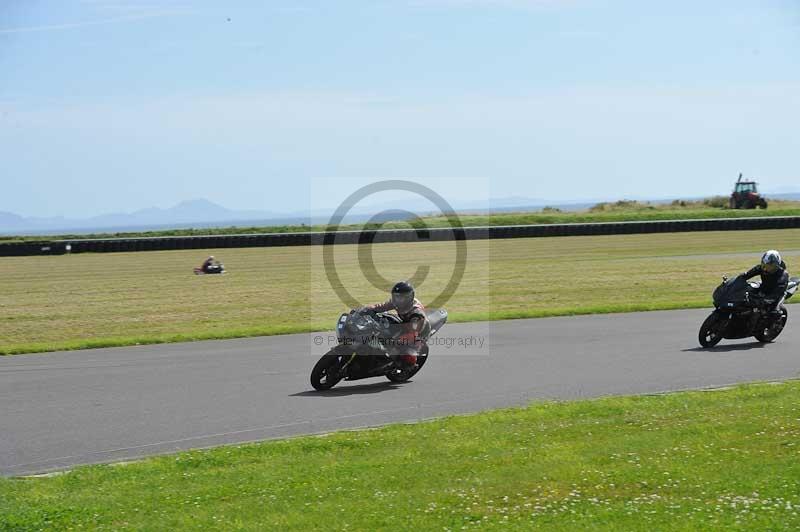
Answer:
xmin=740 ymin=250 xmax=790 ymax=310
xmin=363 ymin=281 xmax=430 ymax=369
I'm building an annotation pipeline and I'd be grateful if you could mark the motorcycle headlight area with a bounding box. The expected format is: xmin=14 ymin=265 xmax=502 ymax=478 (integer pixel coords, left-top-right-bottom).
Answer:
xmin=349 ymin=315 xmax=372 ymax=332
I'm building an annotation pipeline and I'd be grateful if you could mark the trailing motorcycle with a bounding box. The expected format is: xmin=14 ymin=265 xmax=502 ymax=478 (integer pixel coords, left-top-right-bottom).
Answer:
xmin=310 ymin=307 xmax=448 ymax=391
xmin=698 ymin=275 xmax=799 ymax=348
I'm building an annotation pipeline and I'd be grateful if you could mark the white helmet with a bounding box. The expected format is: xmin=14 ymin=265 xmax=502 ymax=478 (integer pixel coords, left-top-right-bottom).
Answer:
xmin=761 ymin=250 xmax=782 ymax=274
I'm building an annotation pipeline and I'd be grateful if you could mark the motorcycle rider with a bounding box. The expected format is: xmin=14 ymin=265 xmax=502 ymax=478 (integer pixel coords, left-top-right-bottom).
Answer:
xmin=739 ymin=250 xmax=790 ymax=311
xmin=363 ymin=281 xmax=430 ymax=370
xmin=201 ymin=255 xmax=216 ymax=273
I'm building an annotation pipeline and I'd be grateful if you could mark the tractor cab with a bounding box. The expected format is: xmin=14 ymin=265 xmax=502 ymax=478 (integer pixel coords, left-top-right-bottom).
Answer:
xmin=733 ymin=181 xmax=757 ymax=194
xmin=729 ymin=173 xmax=768 ymax=209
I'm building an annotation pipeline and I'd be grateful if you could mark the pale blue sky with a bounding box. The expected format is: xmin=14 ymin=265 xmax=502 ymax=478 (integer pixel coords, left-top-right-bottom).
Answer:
xmin=1 ymin=0 xmax=799 ymax=217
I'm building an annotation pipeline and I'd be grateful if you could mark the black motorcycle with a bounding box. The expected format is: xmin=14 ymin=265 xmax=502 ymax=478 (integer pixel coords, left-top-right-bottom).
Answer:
xmin=310 ymin=308 xmax=448 ymax=391
xmin=698 ymin=275 xmax=799 ymax=348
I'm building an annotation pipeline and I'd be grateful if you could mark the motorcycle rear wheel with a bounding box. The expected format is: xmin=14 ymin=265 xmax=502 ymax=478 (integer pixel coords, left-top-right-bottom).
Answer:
xmin=385 ymin=346 xmax=429 ymax=383
xmin=310 ymin=353 xmax=345 ymax=391
xmin=699 ymin=313 xmax=724 ymax=348
xmin=754 ymin=307 xmax=788 ymax=343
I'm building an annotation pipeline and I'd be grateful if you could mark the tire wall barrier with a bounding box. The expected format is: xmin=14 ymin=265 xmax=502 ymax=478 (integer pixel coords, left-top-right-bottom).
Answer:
xmin=1 ymin=216 xmax=799 ymax=257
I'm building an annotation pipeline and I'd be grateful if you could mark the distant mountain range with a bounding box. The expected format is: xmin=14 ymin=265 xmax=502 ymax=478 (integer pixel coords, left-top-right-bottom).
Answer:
xmin=2 ymin=193 xmax=799 ymax=236
xmin=0 ymin=197 xmax=571 ymax=235
xmin=0 ymin=200 xmax=297 ymax=235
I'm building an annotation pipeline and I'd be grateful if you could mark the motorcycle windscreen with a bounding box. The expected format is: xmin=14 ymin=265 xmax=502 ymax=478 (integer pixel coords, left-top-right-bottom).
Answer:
xmin=713 ymin=277 xmax=751 ymax=307
xmin=787 ymin=277 xmax=799 ymax=297
xmin=426 ymin=309 xmax=449 ymax=336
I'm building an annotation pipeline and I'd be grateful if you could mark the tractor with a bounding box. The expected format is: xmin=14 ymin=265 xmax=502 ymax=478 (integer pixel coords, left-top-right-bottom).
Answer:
xmin=729 ymin=173 xmax=768 ymax=209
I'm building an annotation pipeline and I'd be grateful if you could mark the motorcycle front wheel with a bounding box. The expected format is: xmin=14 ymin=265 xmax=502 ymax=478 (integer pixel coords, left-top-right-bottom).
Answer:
xmin=310 ymin=353 xmax=345 ymax=391
xmin=699 ymin=313 xmax=724 ymax=348
xmin=754 ymin=307 xmax=788 ymax=343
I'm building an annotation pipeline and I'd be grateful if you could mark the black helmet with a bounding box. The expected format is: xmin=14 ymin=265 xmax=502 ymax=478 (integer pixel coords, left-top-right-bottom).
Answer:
xmin=391 ymin=281 xmax=415 ymax=313
xmin=761 ymin=250 xmax=782 ymax=274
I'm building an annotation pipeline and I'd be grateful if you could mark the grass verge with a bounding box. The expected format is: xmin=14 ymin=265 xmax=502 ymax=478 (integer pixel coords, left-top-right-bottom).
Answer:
xmin=2 ymin=381 xmax=799 ymax=530
xmin=417 ymin=202 xmax=800 ymax=228
xmin=0 ymin=302 xmax=720 ymax=355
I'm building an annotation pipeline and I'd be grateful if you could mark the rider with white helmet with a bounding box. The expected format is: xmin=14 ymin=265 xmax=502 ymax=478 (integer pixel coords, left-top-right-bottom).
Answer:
xmin=740 ymin=250 xmax=790 ymax=309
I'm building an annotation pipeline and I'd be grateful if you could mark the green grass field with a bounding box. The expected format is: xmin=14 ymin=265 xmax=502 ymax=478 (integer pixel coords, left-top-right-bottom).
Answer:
xmin=2 ymin=199 xmax=799 ymax=243
xmin=2 ymin=381 xmax=799 ymax=530
xmin=1 ymin=229 xmax=799 ymax=354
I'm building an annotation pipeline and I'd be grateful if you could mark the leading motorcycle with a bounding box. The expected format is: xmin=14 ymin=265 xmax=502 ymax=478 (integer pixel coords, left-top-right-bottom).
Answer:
xmin=698 ymin=274 xmax=798 ymax=348
xmin=310 ymin=307 xmax=448 ymax=391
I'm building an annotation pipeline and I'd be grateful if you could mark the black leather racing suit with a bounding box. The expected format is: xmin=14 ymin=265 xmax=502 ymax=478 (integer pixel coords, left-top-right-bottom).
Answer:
xmin=740 ymin=261 xmax=789 ymax=309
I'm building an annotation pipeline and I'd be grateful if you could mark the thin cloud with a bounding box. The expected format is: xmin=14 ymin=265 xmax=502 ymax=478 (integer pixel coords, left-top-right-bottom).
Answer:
xmin=0 ymin=11 xmax=184 ymax=35
xmin=405 ymin=0 xmax=578 ymax=8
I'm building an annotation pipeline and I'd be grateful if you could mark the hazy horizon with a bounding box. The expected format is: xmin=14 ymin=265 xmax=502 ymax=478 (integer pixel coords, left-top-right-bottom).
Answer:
xmin=5 ymin=186 xmax=800 ymax=219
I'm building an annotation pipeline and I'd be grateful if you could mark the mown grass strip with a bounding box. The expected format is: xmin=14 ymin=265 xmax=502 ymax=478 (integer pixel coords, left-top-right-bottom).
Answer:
xmin=2 ymin=381 xmax=799 ymax=530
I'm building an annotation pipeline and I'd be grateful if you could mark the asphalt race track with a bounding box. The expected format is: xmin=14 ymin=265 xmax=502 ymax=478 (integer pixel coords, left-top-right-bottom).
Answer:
xmin=2 ymin=309 xmax=799 ymax=476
